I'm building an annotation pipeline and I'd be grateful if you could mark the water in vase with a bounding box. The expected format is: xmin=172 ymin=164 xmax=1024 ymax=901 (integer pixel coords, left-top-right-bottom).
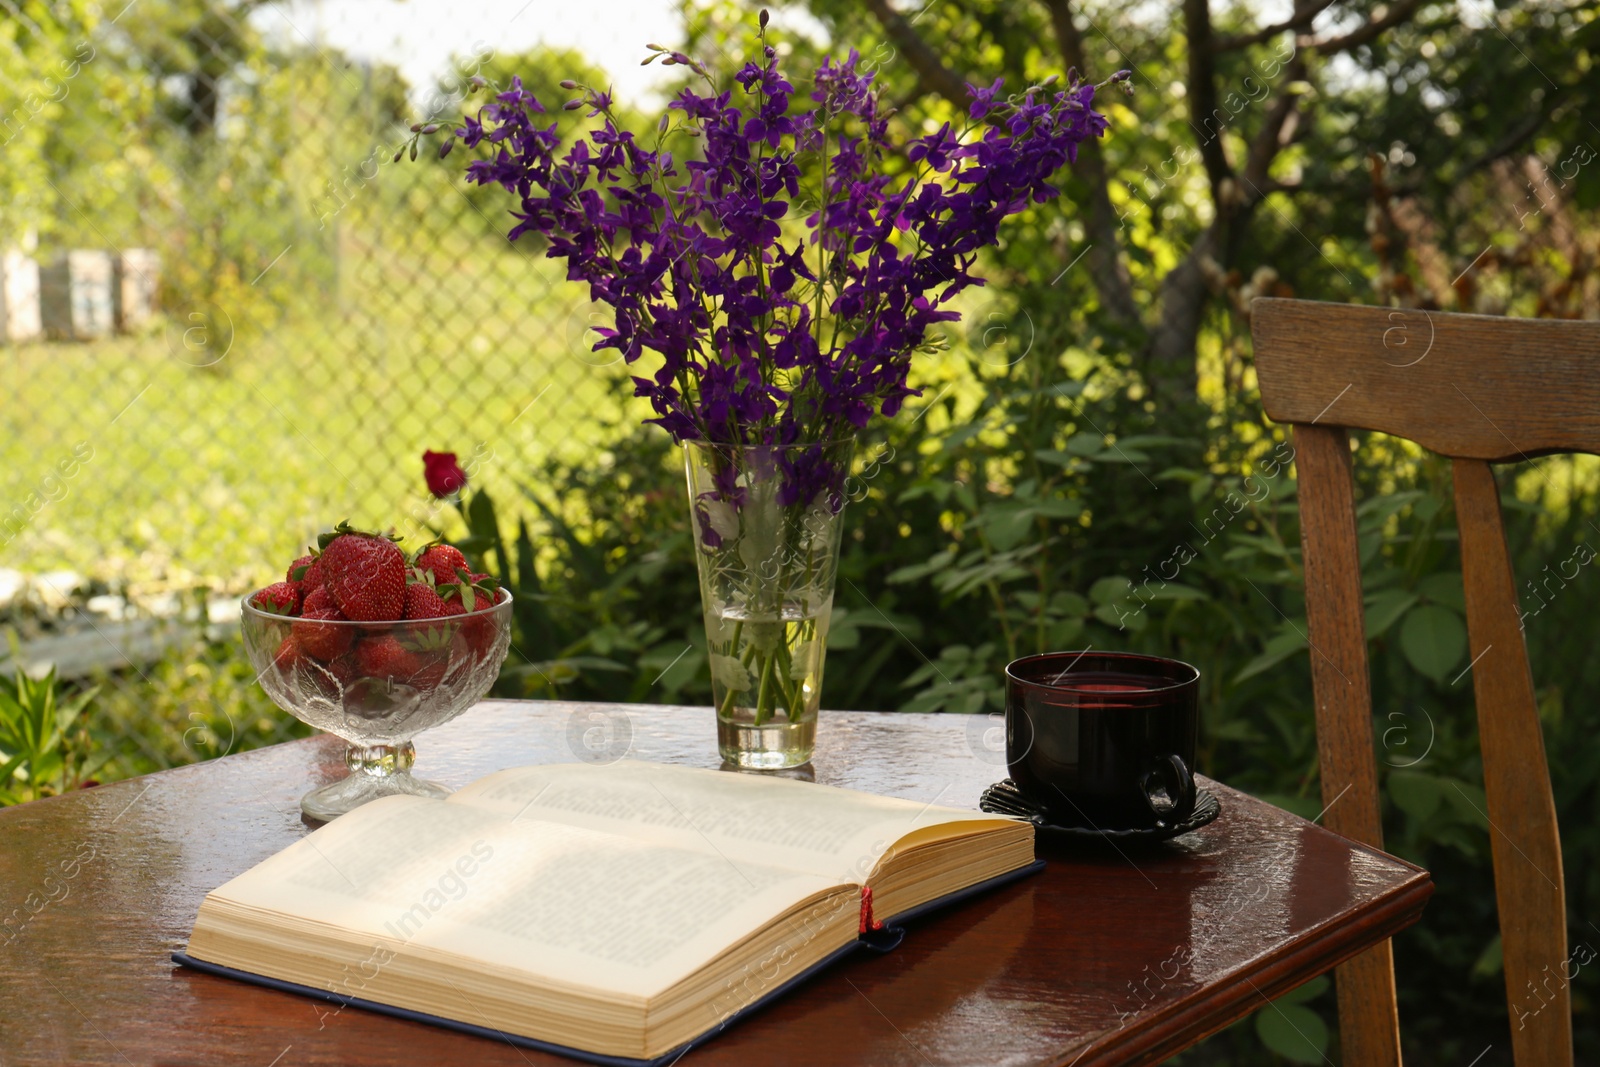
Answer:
xmin=706 ymin=599 xmax=832 ymax=769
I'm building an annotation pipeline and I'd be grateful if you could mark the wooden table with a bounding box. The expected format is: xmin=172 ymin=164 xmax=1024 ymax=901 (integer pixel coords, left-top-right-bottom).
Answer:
xmin=0 ymin=702 xmax=1431 ymax=1066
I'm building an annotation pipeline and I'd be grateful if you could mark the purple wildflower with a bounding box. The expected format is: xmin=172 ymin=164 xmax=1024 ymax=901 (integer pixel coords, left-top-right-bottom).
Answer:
xmin=438 ymin=31 xmax=1123 ymax=505
xmin=966 ymin=76 xmax=1004 ymax=120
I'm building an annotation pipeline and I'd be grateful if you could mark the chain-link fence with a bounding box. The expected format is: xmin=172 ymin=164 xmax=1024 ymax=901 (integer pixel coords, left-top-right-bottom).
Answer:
xmin=0 ymin=1 xmax=631 ymax=741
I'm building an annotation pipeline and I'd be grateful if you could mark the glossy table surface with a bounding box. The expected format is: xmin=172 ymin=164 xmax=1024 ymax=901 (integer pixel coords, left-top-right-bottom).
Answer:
xmin=0 ymin=702 xmax=1431 ymax=1066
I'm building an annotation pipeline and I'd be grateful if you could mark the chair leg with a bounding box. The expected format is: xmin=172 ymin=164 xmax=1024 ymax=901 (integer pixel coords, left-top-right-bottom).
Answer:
xmin=1335 ymin=940 xmax=1402 ymax=1065
xmin=1454 ymin=460 xmax=1572 ymax=1066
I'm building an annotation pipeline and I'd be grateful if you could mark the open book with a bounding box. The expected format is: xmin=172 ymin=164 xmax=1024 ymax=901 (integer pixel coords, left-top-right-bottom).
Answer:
xmin=177 ymin=760 xmax=1036 ymax=1065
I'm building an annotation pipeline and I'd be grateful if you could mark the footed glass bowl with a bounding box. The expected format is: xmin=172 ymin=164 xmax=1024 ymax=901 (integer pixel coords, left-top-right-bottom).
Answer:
xmin=240 ymin=590 xmax=513 ymax=820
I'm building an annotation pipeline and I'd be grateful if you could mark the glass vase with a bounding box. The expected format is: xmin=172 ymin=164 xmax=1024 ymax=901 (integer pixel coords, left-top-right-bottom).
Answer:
xmin=684 ymin=438 xmax=855 ymax=769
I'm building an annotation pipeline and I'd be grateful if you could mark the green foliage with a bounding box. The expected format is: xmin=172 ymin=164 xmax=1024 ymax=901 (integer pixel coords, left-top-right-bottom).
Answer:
xmin=0 ymin=626 xmax=307 ymax=807
xmin=1397 ymin=603 xmax=1467 ymax=683
xmin=90 ymin=633 xmax=308 ymax=778
xmin=1254 ymin=977 xmax=1331 ymax=1063
xmin=440 ymin=424 xmax=712 ymax=705
xmin=0 ymin=657 xmax=102 ymax=804
xmin=0 ymin=1 xmax=90 ymax=239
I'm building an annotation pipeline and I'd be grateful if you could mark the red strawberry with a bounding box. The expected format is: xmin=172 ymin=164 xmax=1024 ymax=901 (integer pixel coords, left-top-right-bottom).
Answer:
xmin=253 ymin=581 xmax=301 ymax=616
xmin=317 ymin=651 xmax=361 ymax=694
xmin=439 ymin=571 xmax=502 ymax=658
xmin=414 ymin=544 xmax=470 ymax=587
xmin=439 ymin=570 xmax=497 ymax=613
xmin=401 ymin=581 xmax=461 ymax=658
xmin=286 ymin=554 xmax=315 ymax=587
xmin=403 ymin=581 xmax=454 ymax=620
xmin=318 ymin=523 xmax=406 ymax=621
xmin=327 ymin=652 xmax=360 ymax=687
xmin=302 ymin=584 xmax=337 ymax=615
xmin=272 ymin=635 xmax=302 ymax=673
xmin=356 ymin=635 xmax=425 ymax=680
xmin=299 ymin=651 xmax=361 ymax=703
xmin=292 ymin=608 xmax=354 ymax=660
xmin=410 ymin=653 xmax=450 ymax=691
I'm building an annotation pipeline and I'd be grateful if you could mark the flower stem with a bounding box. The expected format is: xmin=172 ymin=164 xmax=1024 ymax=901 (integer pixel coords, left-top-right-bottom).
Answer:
xmin=754 ymin=652 xmax=775 ymax=727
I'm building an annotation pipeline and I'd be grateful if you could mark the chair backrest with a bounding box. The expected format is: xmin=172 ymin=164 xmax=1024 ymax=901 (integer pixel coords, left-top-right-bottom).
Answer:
xmin=1250 ymin=297 xmax=1600 ymax=1066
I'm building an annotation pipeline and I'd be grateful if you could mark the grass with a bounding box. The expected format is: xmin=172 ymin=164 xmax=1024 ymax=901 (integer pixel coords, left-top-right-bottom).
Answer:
xmin=0 ymin=225 xmax=638 ymax=590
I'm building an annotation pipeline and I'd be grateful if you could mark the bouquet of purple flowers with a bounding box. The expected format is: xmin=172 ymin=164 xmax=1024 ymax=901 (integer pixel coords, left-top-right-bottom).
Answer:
xmin=414 ymin=18 xmax=1125 ymax=763
xmin=422 ymin=18 xmax=1123 ymax=458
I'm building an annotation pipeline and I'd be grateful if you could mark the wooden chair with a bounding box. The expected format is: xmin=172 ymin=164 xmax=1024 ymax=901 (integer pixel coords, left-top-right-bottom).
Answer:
xmin=1251 ymin=297 xmax=1600 ymax=1065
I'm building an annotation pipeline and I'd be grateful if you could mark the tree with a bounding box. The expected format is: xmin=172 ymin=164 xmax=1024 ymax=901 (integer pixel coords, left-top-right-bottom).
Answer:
xmin=683 ymin=0 xmax=1599 ymax=416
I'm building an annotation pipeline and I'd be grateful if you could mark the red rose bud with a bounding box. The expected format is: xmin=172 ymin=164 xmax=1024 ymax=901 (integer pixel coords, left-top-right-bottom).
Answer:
xmin=422 ymin=450 xmax=468 ymax=497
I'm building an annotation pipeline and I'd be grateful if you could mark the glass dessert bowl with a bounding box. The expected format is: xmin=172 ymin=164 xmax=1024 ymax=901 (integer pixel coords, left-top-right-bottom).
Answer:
xmin=240 ymin=590 xmax=513 ymax=820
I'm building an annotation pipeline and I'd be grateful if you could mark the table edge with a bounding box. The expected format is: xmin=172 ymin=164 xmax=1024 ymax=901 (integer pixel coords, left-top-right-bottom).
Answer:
xmin=1070 ymin=867 xmax=1435 ymax=1067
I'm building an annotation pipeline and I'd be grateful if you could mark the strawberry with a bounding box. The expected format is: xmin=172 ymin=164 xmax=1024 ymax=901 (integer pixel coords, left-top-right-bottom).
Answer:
xmin=409 ymin=653 xmax=451 ymax=691
xmin=253 ymin=582 xmax=301 ymax=616
xmin=301 ymin=651 xmax=361 ymax=703
xmin=438 ymin=569 xmax=498 ymax=613
xmin=401 ymin=580 xmax=461 ymax=657
xmin=439 ymin=570 xmax=502 ymax=658
xmin=327 ymin=652 xmax=360 ymax=688
xmin=403 ymin=581 xmax=455 ymax=620
xmin=272 ymin=635 xmax=302 ymax=673
xmin=292 ymin=608 xmax=354 ymax=660
xmin=286 ymin=554 xmax=319 ymax=588
xmin=318 ymin=522 xmax=406 ymax=621
xmin=414 ymin=543 xmax=470 ymax=587
xmin=356 ymin=634 xmax=425 ymax=680
xmin=302 ymin=584 xmax=337 ymax=615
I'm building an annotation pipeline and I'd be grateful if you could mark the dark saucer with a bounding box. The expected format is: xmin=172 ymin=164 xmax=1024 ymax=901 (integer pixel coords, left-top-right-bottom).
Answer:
xmin=979 ymin=779 xmax=1222 ymax=842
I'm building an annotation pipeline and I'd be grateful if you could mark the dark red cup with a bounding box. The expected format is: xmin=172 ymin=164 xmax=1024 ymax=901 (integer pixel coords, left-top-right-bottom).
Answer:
xmin=1005 ymin=651 xmax=1200 ymax=830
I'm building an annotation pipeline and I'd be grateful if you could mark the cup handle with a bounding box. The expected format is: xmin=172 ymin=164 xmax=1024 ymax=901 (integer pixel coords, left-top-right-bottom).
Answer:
xmin=1140 ymin=754 xmax=1196 ymax=826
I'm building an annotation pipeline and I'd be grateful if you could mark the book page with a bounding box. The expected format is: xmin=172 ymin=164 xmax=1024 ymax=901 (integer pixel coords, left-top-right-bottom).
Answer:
xmin=202 ymin=793 xmax=847 ymax=999
xmin=451 ymin=760 xmax=1014 ymax=885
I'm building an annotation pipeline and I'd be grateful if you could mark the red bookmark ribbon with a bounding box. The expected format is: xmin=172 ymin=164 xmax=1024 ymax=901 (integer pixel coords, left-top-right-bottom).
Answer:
xmin=859 ymin=886 xmax=884 ymax=935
